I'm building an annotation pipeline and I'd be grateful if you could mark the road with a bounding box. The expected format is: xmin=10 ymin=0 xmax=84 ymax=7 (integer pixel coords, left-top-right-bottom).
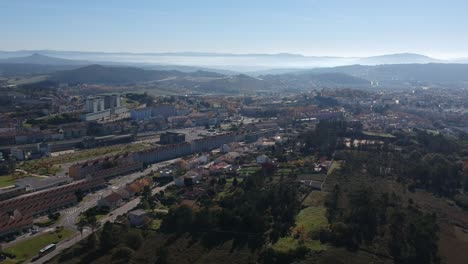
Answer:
xmin=3 ymin=158 xmax=178 ymax=263
xmin=60 ymin=158 xmax=180 ymax=229
xmin=29 ymin=181 xmax=175 ymax=264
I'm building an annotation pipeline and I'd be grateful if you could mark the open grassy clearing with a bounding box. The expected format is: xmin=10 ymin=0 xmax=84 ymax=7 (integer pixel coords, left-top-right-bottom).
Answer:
xmin=303 ymin=191 xmax=328 ymax=207
xmin=362 ymin=131 xmax=395 ymax=138
xmin=272 ymin=207 xmax=328 ymax=253
xmin=4 ymin=228 xmax=75 ymax=263
xmin=0 ymin=172 xmax=36 ymax=188
xmin=149 ymin=219 xmax=162 ymax=230
xmin=0 ymin=175 xmax=17 ymax=188
xmin=294 ymin=207 xmax=328 ymax=234
xmin=7 ymin=75 xmax=49 ymax=85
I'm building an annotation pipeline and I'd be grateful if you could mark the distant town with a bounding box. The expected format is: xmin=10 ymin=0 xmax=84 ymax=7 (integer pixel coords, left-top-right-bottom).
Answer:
xmin=0 ymin=54 xmax=467 ymax=264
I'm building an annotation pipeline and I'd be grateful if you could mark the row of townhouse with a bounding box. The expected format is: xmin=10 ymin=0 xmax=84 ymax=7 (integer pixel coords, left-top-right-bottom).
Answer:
xmin=66 ymin=133 xmax=239 ymax=183
xmin=136 ymin=133 xmax=239 ymax=164
xmin=0 ymin=210 xmax=33 ymax=237
xmin=97 ymin=177 xmax=152 ymax=210
xmin=69 ymin=153 xmax=142 ymax=180
xmin=69 ymin=130 xmax=277 ymax=181
xmin=136 ymin=142 xmax=192 ymax=164
xmin=0 ymin=178 xmax=104 ymax=237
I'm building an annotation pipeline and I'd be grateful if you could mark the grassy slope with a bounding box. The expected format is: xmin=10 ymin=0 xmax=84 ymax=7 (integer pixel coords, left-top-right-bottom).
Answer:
xmin=0 ymin=175 xmax=17 ymax=188
xmin=4 ymin=228 xmax=75 ymax=263
xmin=8 ymin=75 xmax=49 ymax=85
xmin=272 ymin=207 xmax=328 ymax=252
xmin=0 ymin=172 xmax=36 ymax=188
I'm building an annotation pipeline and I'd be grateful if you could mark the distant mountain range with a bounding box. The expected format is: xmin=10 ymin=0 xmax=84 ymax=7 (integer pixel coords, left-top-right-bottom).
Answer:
xmin=356 ymin=53 xmax=441 ymax=65
xmin=0 ymin=53 xmax=237 ymax=76
xmin=2 ymin=52 xmax=468 ymax=94
xmin=0 ymin=50 xmax=464 ymax=72
xmin=46 ymin=64 xmax=370 ymax=93
xmin=0 ymin=53 xmax=91 ymax=65
xmin=296 ymin=63 xmax=468 ymax=83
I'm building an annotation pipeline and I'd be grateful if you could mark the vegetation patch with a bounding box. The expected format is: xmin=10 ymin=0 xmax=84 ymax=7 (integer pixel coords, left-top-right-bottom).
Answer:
xmin=18 ymin=143 xmax=151 ymax=175
xmin=3 ymin=228 xmax=75 ymax=263
xmin=327 ymin=160 xmax=342 ymax=175
xmin=149 ymin=219 xmax=162 ymax=230
xmin=0 ymin=175 xmax=17 ymax=188
xmin=272 ymin=207 xmax=328 ymax=253
xmin=238 ymin=167 xmax=261 ymax=176
xmin=362 ymin=131 xmax=395 ymax=138
xmin=303 ymin=191 xmax=328 ymax=207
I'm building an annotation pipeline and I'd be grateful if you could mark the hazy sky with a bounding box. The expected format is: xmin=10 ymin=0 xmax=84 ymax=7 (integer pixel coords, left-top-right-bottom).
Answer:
xmin=1 ymin=0 xmax=467 ymax=58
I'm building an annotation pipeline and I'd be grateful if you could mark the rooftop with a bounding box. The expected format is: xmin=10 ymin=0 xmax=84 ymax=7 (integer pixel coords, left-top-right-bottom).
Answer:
xmin=129 ymin=209 xmax=147 ymax=216
xmin=16 ymin=177 xmax=71 ymax=190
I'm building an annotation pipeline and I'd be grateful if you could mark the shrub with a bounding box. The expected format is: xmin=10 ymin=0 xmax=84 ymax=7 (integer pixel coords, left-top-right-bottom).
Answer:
xmin=112 ymin=246 xmax=134 ymax=261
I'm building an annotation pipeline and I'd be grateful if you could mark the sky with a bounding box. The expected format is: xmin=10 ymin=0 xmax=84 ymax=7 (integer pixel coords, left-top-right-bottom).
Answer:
xmin=1 ymin=0 xmax=467 ymax=58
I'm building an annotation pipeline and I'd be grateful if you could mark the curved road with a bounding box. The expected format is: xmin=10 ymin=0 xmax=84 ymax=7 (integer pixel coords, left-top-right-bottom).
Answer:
xmin=30 ymin=181 xmax=174 ymax=264
xmin=3 ymin=158 xmax=178 ymax=264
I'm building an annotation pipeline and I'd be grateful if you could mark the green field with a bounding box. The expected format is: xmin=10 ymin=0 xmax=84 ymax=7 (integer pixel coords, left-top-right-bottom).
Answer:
xmin=150 ymin=219 xmax=162 ymax=230
xmin=362 ymin=131 xmax=395 ymax=138
xmin=4 ymin=228 xmax=75 ymax=263
xmin=295 ymin=207 xmax=328 ymax=233
xmin=272 ymin=207 xmax=328 ymax=253
xmin=238 ymin=167 xmax=260 ymax=176
xmin=303 ymin=191 xmax=328 ymax=207
xmin=8 ymin=75 xmax=49 ymax=85
xmin=0 ymin=175 xmax=17 ymax=188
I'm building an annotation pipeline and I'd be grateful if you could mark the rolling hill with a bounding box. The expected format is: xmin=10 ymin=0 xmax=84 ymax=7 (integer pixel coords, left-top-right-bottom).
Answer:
xmin=297 ymin=63 xmax=468 ymax=83
xmin=261 ymin=72 xmax=371 ymax=91
xmin=48 ymin=64 xmax=371 ymax=93
xmin=51 ymin=65 xmax=188 ymax=85
xmin=0 ymin=53 xmax=92 ymax=65
xmin=356 ymin=53 xmax=441 ymax=65
xmin=0 ymin=63 xmax=79 ymax=76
